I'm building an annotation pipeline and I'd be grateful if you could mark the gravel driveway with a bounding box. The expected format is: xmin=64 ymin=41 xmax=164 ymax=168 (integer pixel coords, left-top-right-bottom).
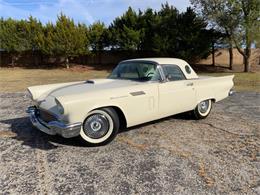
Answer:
xmin=0 ymin=92 xmax=259 ymax=195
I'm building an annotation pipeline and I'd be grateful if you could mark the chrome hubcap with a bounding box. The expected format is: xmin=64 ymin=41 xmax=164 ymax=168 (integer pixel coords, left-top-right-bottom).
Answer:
xmin=83 ymin=114 xmax=110 ymax=139
xmin=90 ymin=121 xmax=102 ymax=131
xmin=198 ymin=100 xmax=209 ymax=114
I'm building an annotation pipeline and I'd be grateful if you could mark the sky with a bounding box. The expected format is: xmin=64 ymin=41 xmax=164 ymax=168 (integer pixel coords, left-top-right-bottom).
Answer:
xmin=0 ymin=0 xmax=190 ymax=25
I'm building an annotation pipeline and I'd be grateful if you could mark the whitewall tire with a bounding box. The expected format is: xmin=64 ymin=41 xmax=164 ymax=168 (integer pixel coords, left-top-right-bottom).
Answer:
xmin=193 ymin=99 xmax=212 ymax=119
xmin=80 ymin=108 xmax=119 ymax=145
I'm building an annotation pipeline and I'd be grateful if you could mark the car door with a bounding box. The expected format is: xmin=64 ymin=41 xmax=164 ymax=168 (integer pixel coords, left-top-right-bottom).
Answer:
xmin=158 ymin=64 xmax=196 ymax=117
xmin=124 ymin=82 xmax=159 ymax=126
xmin=110 ymin=62 xmax=160 ymax=127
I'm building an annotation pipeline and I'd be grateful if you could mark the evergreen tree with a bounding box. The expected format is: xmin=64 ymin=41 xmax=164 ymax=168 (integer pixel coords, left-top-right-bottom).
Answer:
xmin=89 ymin=21 xmax=107 ymax=51
xmin=138 ymin=8 xmax=159 ymax=51
xmin=51 ymin=14 xmax=89 ymax=68
xmin=0 ymin=18 xmax=31 ymax=66
xmin=108 ymin=7 xmax=141 ymax=50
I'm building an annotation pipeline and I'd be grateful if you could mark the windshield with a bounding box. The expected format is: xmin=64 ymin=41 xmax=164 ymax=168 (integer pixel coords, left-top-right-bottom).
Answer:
xmin=108 ymin=62 xmax=161 ymax=82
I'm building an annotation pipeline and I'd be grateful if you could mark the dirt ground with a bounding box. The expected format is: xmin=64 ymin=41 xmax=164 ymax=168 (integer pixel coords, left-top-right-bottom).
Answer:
xmin=0 ymin=92 xmax=259 ymax=194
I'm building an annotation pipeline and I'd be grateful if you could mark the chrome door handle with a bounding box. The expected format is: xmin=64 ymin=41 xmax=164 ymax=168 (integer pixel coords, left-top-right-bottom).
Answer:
xmin=186 ymin=82 xmax=193 ymax=86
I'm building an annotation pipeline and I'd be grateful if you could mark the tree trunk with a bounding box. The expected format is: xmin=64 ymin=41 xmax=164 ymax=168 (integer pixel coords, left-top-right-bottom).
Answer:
xmin=11 ymin=55 xmax=15 ymax=67
xmin=98 ymin=51 xmax=101 ymax=65
xmin=233 ymin=40 xmax=251 ymax=72
xmin=243 ymin=47 xmax=251 ymax=72
xmin=228 ymin=47 xmax=233 ymax=70
xmin=66 ymin=57 xmax=70 ymax=69
xmin=212 ymin=41 xmax=215 ymax=66
xmin=244 ymin=56 xmax=250 ymax=72
xmin=33 ymin=52 xmax=39 ymax=67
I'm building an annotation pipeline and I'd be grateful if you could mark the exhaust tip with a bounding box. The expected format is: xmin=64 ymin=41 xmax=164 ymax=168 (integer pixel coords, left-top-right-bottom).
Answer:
xmin=229 ymin=89 xmax=235 ymax=96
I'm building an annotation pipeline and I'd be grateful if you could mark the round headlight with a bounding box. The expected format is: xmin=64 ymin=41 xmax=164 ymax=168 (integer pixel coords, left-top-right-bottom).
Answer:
xmin=55 ymin=98 xmax=64 ymax=114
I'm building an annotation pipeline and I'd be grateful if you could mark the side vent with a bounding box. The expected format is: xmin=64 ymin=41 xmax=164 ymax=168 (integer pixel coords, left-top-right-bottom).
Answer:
xmin=86 ymin=80 xmax=94 ymax=84
xmin=130 ymin=91 xmax=145 ymax=96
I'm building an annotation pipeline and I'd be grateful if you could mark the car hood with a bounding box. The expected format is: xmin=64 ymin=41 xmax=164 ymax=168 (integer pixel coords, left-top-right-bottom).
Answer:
xmin=48 ymin=79 xmax=139 ymax=98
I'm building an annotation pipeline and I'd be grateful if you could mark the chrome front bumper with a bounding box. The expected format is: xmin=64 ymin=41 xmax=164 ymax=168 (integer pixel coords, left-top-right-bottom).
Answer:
xmin=26 ymin=106 xmax=82 ymax=138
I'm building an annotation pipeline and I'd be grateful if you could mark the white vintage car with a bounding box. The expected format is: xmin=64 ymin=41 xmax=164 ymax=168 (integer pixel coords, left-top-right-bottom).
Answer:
xmin=27 ymin=58 xmax=234 ymax=145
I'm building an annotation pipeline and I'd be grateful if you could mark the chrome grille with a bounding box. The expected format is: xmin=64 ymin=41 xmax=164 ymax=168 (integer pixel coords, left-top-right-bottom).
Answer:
xmin=38 ymin=109 xmax=57 ymax=123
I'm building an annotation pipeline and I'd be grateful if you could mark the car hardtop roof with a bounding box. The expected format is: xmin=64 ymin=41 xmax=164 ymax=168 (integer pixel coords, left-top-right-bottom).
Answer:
xmin=121 ymin=58 xmax=190 ymax=67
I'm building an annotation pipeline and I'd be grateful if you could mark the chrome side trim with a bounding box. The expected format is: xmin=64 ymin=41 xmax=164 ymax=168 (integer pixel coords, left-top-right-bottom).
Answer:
xmin=130 ymin=91 xmax=145 ymax=96
xmin=110 ymin=95 xmax=128 ymax=99
xmin=157 ymin=65 xmax=166 ymax=82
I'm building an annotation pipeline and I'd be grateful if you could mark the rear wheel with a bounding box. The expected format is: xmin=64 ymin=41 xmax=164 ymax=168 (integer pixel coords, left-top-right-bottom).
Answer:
xmin=80 ymin=108 xmax=119 ymax=146
xmin=193 ymin=99 xmax=212 ymax=119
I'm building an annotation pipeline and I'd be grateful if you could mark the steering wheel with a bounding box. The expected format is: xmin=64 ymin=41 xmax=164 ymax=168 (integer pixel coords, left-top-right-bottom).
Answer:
xmin=147 ymin=72 xmax=154 ymax=78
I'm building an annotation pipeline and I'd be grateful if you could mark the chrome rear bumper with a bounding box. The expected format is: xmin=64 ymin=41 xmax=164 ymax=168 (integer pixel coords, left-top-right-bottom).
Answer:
xmin=26 ymin=106 xmax=81 ymax=138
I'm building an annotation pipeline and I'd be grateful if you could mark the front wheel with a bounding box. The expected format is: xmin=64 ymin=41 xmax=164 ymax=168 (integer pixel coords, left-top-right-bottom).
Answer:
xmin=80 ymin=108 xmax=119 ymax=146
xmin=193 ymin=99 xmax=212 ymax=119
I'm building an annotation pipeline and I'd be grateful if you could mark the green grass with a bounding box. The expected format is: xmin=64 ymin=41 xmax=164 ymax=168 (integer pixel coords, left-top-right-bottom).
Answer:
xmin=0 ymin=68 xmax=110 ymax=92
xmin=0 ymin=68 xmax=259 ymax=92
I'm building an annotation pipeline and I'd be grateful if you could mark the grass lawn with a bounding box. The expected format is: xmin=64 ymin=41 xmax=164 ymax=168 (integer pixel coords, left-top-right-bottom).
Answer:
xmin=0 ymin=68 xmax=259 ymax=92
xmin=0 ymin=68 xmax=110 ymax=92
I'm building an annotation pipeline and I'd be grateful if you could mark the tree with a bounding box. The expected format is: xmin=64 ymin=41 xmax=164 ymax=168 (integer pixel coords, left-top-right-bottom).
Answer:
xmin=0 ymin=18 xmax=31 ymax=66
xmin=89 ymin=21 xmax=107 ymax=51
xmin=25 ymin=16 xmax=43 ymax=52
xmin=191 ymin=0 xmax=260 ymax=72
xmin=152 ymin=3 xmax=179 ymax=55
xmin=0 ymin=18 xmax=18 ymax=66
xmin=144 ymin=4 xmax=212 ymax=62
xmin=137 ymin=8 xmax=159 ymax=51
xmin=108 ymin=7 xmax=141 ymax=50
xmin=38 ymin=22 xmax=55 ymax=56
xmin=23 ymin=16 xmax=44 ymax=66
xmin=231 ymin=0 xmax=260 ymax=72
xmin=51 ymin=14 xmax=89 ymax=68
xmin=191 ymin=0 xmax=239 ymax=69
xmin=175 ymin=7 xmax=213 ymax=62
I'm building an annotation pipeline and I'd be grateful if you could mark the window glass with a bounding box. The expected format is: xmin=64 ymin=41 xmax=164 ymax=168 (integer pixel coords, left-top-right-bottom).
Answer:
xmin=185 ymin=65 xmax=191 ymax=74
xmin=162 ymin=65 xmax=186 ymax=81
xmin=108 ymin=62 xmax=161 ymax=82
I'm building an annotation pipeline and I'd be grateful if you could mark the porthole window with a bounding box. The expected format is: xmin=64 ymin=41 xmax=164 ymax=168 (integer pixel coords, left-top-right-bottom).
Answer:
xmin=185 ymin=65 xmax=191 ymax=74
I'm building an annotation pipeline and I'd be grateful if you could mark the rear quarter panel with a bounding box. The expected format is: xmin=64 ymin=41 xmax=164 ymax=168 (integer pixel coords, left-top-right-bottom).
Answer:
xmin=193 ymin=75 xmax=234 ymax=103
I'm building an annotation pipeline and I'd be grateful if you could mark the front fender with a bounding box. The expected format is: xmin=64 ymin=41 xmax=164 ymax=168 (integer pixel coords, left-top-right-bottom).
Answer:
xmin=62 ymin=96 xmax=129 ymax=126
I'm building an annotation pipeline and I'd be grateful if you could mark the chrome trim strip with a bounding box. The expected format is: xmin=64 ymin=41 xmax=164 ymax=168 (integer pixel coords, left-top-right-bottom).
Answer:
xmin=48 ymin=82 xmax=85 ymax=95
xmin=157 ymin=65 xmax=166 ymax=82
xmin=110 ymin=95 xmax=128 ymax=99
xmin=130 ymin=91 xmax=146 ymax=96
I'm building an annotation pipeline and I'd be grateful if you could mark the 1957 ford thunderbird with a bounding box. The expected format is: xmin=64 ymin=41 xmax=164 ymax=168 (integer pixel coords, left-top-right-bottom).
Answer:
xmin=27 ymin=58 xmax=234 ymax=145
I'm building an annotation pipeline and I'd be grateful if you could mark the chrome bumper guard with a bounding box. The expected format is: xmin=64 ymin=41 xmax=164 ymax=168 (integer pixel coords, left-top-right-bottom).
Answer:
xmin=26 ymin=106 xmax=82 ymax=138
xmin=228 ymin=89 xmax=235 ymax=96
